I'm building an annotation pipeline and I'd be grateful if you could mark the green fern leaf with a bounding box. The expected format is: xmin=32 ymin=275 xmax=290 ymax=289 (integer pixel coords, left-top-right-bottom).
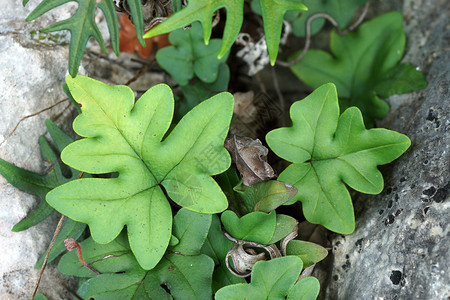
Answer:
xmin=145 ymin=0 xmax=306 ymax=64
xmin=58 ymin=209 xmax=215 ymax=299
xmin=259 ymin=0 xmax=307 ymax=65
xmin=47 ymin=75 xmax=234 ymax=269
xmin=24 ymin=0 xmax=143 ymax=77
xmin=145 ymin=0 xmax=244 ymax=59
xmin=290 ymin=12 xmax=427 ymax=126
xmin=266 ymin=83 xmax=411 ymax=234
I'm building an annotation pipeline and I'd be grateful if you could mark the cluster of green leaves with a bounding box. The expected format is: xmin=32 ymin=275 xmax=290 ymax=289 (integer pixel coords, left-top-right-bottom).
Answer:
xmin=214 ymin=171 xmax=328 ymax=269
xmin=216 ymin=256 xmax=320 ymax=299
xmin=3 ymin=78 xmax=411 ymax=299
xmin=290 ymin=12 xmax=427 ymax=127
xmin=58 ymin=209 xmax=218 ymax=298
xmin=156 ymin=22 xmax=228 ymax=86
xmin=9 ymin=1 xmax=427 ymax=298
xmin=156 ymin=22 xmax=230 ymax=119
xmin=24 ymin=0 xmax=307 ymax=76
xmin=23 ymin=0 xmax=144 ymax=76
xmin=145 ymin=0 xmax=307 ymax=65
xmin=2 ymin=76 xmax=332 ymax=298
xmin=56 ymin=208 xmax=320 ymax=299
xmin=0 ymin=119 xmax=86 ymax=267
xmin=221 ymin=180 xmax=299 ymax=244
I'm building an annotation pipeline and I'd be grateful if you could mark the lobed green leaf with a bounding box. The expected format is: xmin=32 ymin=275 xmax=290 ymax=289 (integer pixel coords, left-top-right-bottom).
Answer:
xmin=286 ymin=240 xmax=328 ymax=267
xmin=266 ymin=83 xmax=411 ymax=234
xmin=47 ymin=75 xmax=233 ymax=269
xmin=24 ymin=0 xmax=144 ymax=76
xmin=290 ymin=12 xmax=427 ymax=126
xmin=215 ymin=256 xmax=313 ymax=300
xmin=221 ymin=210 xmax=276 ymax=244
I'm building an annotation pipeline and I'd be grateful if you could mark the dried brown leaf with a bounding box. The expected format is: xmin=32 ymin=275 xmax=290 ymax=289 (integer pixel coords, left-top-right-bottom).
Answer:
xmin=225 ymin=135 xmax=275 ymax=186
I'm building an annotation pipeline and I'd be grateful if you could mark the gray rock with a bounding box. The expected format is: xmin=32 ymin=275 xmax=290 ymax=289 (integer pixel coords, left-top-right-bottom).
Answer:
xmin=322 ymin=0 xmax=449 ymax=299
xmin=0 ymin=1 xmax=79 ymax=299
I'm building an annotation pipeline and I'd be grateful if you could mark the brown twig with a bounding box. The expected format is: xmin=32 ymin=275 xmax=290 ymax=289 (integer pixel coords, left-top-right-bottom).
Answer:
xmin=343 ymin=2 xmax=370 ymax=33
xmin=276 ymin=2 xmax=370 ymax=67
xmin=89 ymin=252 xmax=130 ymax=265
xmin=31 ymin=214 xmax=66 ymax=300
xmin=125 ymin=65 xmax=151 ymax=86
xmin=0 ymin=98 xmax=69 ymax=148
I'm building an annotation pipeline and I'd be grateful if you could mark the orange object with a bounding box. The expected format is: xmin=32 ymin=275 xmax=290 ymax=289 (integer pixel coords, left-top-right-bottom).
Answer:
xmin=119 ymin=14 xmax=170 ymax=58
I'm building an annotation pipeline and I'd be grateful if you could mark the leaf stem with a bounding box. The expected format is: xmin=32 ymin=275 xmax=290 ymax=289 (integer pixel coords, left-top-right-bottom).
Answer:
xmin=64 ymin=238 xmax=101 ymax=275
xmin=0 ymin=98 xmax=69 ymax=148
xmin=276 ymin=2 xmax=370 ymax=67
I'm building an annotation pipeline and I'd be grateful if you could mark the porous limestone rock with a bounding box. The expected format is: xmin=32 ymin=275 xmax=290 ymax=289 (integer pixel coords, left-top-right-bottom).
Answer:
xmin=0 ymin=1 xmax=81 ymax=299
xmin=323 ymin=0 xmax=449 ymax=299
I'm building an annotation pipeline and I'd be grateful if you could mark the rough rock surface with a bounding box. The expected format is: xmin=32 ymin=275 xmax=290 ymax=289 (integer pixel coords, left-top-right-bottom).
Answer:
xmin=0 ymin=1 xmax=164 ymax=299
xmin=323 ymin=0 xmax=449 ymax=299
xmin=0 ymin=1 xmax=78 ymax=299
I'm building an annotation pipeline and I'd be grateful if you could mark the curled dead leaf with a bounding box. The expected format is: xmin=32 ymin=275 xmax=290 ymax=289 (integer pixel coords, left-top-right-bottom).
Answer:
xmin=225 ymin=135 xmax=275 ymax=186
xmin=225 ymin=243 xmax=266 ymax=277
xmin=299 ymin=264 xmax=316 ymax=280
xmin=280 ymin=223 xmax=298 ymax=256
xmin=223 ymin=224 xmax=299 ymax=277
